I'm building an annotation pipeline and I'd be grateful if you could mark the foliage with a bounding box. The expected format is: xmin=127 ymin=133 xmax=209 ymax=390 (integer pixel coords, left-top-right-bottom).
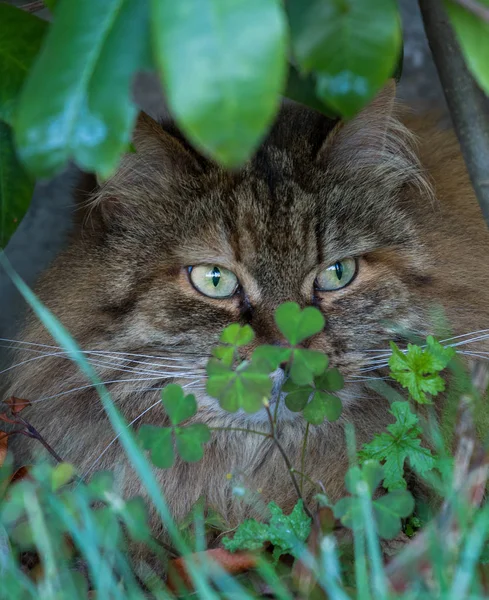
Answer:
xmin=139 ymin=384 xmax=211 ymax=468
xmin=333 ymin=461 xmax=415 ymax=539
xmin=359 ymin=402 xmax=437 ymax=491
xmin=222 ymin=500 xmax=311 ymax=562
xmin=389 ymin=336 xmax=455 ymax=404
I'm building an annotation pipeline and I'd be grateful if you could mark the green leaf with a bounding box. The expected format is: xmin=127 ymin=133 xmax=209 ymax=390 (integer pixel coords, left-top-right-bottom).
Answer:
xmin=373 ymin=490 xmax=414 ymax=539
xmin=287 ymin=0 xmax=402 ymax=117
xmin=175 ymin=424 xmax=211 ymax=463
xmin=161 ymin=384 xmax=197 ymax=426
xmin=445 ymin=0 xmax=489 ymax=95
xmin=14 ymin=0 xmax=150 ymax=178
xmin=275 ymin=302 xmax=325 ymax=345
xmin=315 ymin=368 xmax=344 ymax=392
xmin=389 ymin=340 xmax=454 ymax=404
xmin=252 ymin=345 xmax=291 ymax=371
xmin=206 ymin=358 xmax=272 ymax=413
xmin=220 ymin=323 xmax=254 ymax=346
xmin=151 ymin=0 xmax=287 ymax=167
xmin=334 ymin=462 xmax=414 ymax=539
xmin=0 ymin=4 xmax=48 ymax=126
xmin=283 ymin=379 xmax=312 ymax=412
xmin=359 ymin=401 xmax=436 ymax=490
xmin=289 ymin=348 xmax=327 ymax=385
xmin=303 ymin=391 xmax=342 ymax=425
xmin=222 ymin=518 xmax=270 ymax=553
xmin=51 ymin=463 xmax=76 ymax=491
xmin=139 ymin=425 xmax=174 ymax=469
xmin=118 ymin=497 xmax=151 ymax=542
xmin=0 ymin=121 xmax=34 ymax=247
xmin=223 ymin=500 xmax=311 ymax=561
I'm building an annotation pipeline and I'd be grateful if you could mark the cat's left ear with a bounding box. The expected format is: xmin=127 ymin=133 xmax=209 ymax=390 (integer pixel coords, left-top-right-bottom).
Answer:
xmin=318 ymin=79 xmax=404 ymax=167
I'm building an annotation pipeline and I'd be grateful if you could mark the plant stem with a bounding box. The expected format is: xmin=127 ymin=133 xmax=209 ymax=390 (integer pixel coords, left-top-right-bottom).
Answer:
xmin=18 ymin=416 xmax=65 ymax=463
xmin=209 ymin=426 xmax=270 ymax=438
xmin=290 ymin=467 xmax=322 ymax=492
xmin=418 ymin=0 xmax=489 ymax=227
xmin=300 ymin=423 xmax=310 ymax=494
xmin=264 ymin=405 xmax=312 ymax=518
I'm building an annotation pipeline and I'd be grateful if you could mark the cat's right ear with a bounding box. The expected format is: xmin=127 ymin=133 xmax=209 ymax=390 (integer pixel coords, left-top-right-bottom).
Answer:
xmin=76 ymin=112 xmax=205 ymax=228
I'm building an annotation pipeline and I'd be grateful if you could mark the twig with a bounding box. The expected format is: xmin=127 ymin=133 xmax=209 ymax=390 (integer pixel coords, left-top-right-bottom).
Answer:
xmin=419 ymin=0 xmax=489 ymax=227
xmin=21 ymin=1 xmax=45 ymax=13
xmin=264 ymin=404 xmax=312 ymax=518
xmin=452 ymin=0 xmax=489 ymax=23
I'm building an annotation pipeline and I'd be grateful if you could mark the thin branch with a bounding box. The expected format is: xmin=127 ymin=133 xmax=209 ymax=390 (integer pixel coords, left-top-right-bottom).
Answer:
xmin=453 ymin=0 xmax=489 ymax=23
xmin=419 ymin=0 xmax=489 ymax=227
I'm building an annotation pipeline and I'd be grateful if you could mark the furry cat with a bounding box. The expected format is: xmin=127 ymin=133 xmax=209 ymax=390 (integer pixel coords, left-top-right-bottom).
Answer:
xmin=3 ymin=82 xmax=489 ymax=545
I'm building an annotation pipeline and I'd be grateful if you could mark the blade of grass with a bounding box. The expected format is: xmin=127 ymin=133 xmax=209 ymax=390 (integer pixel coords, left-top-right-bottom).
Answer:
xmin=319 ymin=536 xmax=352 ymax=600
xmin=0 ymin=254 xmax=224 ymax=600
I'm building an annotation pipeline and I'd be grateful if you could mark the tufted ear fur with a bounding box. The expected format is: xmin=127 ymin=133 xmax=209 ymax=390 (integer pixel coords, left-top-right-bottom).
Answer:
xmin=318 ymin=81 xmax=432 ymax=197
xmin=75 ymin=112 xmax=206 ymax=230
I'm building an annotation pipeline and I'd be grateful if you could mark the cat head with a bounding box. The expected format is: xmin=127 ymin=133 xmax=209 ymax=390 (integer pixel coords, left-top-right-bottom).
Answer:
xmin=28 ymin=83 xmax=442 ymax=421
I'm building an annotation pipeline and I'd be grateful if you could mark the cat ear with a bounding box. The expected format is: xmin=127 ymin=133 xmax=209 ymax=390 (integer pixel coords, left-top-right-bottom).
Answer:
xmin=318 ymin=80 xmax=402 ymax=167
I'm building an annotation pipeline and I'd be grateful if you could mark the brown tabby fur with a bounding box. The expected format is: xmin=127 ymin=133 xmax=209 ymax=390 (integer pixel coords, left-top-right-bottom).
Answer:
xmin=4 ymin=83 xmax=489 ymax=549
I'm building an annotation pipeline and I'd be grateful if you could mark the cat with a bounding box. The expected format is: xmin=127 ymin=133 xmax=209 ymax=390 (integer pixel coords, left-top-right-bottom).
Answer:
xmin=3 ymin=81 xmax=489 ymax=549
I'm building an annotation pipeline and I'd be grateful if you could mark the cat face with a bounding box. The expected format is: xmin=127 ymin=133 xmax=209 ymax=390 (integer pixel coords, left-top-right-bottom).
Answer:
xmin=64 ymin=84 xmax=439 ymax=422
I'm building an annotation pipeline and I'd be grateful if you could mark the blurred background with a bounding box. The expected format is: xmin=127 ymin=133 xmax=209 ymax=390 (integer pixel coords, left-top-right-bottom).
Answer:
xmin=0 ymin=0 xmax=448 ymax=366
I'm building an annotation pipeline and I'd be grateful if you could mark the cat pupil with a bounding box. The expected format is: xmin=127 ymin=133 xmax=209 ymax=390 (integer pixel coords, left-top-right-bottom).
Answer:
xmin=334 ymin=262 xmax=344 ymax=281
xmin=210 ymin=266 xmax=221 ymax=287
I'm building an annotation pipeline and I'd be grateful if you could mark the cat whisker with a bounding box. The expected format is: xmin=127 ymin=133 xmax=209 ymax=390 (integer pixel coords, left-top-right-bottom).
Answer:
xmin=81 ymin=380 xmax=201 ymax=479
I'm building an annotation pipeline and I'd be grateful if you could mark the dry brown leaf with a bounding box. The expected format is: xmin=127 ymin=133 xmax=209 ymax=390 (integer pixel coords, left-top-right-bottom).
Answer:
xmin=0 ymin=434 xmax=7 ymax=468
xmin=167 ymin=547 xmax=257 ymax=593
xmin=5 ymin=397 xmax=31 ymax=415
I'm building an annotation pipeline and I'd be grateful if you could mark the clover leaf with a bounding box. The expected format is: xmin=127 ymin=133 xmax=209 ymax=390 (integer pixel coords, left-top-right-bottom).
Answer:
xmin=334 ymin=461 xmax=414 ymax=540
xmin=389 ymin=337 xmax=455 ymax=404
xmin=283 ymin=366 xmax=344 ymax=424
xmin=206 ymin=358 xmax=273 ymax=413
xmin=359 ymin=401 xmax=436 ymax=491
xmin=213 ymin=324 xmax=255 ymax=365
xmin=274 ymin=302 xmax=325 ymax=345
xmin=139 ymin=384 xmax=210 ymax=469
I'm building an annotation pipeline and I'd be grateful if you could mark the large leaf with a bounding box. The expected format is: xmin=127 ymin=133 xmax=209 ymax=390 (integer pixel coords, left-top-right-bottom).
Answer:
xmin=14 ymin=0 xmax=150 ymax=179
xmin=445 ymin=0 xmax=489 ymax=95
xmin=0 ymin=4 xmax=48 ymax=126
xmin=151 ymin=0 xmax=287 ymax=167
xmin=287 ymin=0 xmax=402 ymax=118
xmin=0 ymin=121 xmax=34 ymax=247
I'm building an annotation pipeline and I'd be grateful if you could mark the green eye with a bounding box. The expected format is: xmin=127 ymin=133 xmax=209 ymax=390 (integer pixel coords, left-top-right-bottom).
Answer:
xmin=316 ymin=258 xmax=357 ymax=291
xmin=188 ymin=265 xmax=239 ymax=298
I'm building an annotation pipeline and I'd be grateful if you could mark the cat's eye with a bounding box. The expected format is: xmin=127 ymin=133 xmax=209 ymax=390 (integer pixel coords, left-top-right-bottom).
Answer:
xmin=316 ymin=258 xmax=357 ymax=291
xmin=188 ymin=265 xmax=239 ymax=298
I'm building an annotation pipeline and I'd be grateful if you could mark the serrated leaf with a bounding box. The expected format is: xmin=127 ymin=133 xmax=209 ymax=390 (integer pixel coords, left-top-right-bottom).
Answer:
xmin=289 ymin=348 xmax=327 ymax=385
xmin=0 ymin=4 xmax=48 ymax=126
xmin=220 ymin=323 xmax=255 ymax=346
xmin=288 ymin=0 xmax=402 ymax=117
xmin=139 ymin=425 xmax=174 ymax=469
xmin=175 ymin=424 xmax=211 ymax=463
xmin=206 ymin=358 xmax=272 ymax=413
xmin=0 ymin=121 xmax=34 ymax=247
xmin=223 ymin=500 xmax=311 ymax=561
xmin=389 ymin=340 xmax=453 ymax=404
xmin=161 ymin=384 xmax=197 ymax=426
xmin=222 ymin=518 xmax=269 ymax=552
xmin=445 ymin=0 xmax=489 ymax=95
xmin=14 ymin=0 xmax=151 ymax=178
xmin=275 ymin=302 xmax=325 ymax=345
xmin=360 ymin=401 xmax=436 ymax=491
xmin=151 ymin=0 xmax=287 ymax=167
